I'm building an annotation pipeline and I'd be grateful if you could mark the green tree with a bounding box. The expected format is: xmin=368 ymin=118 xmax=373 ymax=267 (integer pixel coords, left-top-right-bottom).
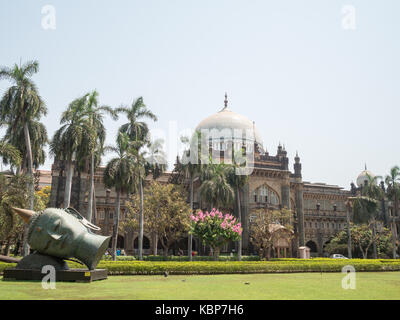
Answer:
xmin=352 ymin=173 xmax=384 ymax=259
xmin=226 ymin=149 xmax=249 ymax=261
xmin=249 ymin=207 xmax=293 ymax=260
xmin=180 ymin=132 xmax=202 ymax=260
xmin=385 ymin=166 xmax=400 ymax=258
xmin=0 ymin=173 xmax=30 ymax=256
xmin=2 ymin=119 xmax=48 ymax=172
xmin=124 ymin=182 xmax=191 ymax=257
xmin=103 ymin=132 xmax=136 ymax=261
xmin=0 ymin=60 xmax=47 ymax=256
xmin=81 ymin=90 xmax=117 ymax=222
xmin=0 ymin=141 xmax=21 ymax=168
xmin=50 ymin=95 xmax=95 ymax=208
xmin=199 ymin=158 xmax=234 ymax=210
xmin=117 ymin=97 xmax=157 ymax=260
xmin=144 ymin=138 xmax=167 ymax=179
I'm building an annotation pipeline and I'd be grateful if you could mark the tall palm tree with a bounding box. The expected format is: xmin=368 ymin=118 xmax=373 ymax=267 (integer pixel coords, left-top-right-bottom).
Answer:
xmin=116 ymin=97 xmax=157 ymax=144
xmin=180 ymin=133 xmax=202 ymax=261
xmin=385 ymin=166 xmax=400 ymax=259
xmin=226 ymin=149 xmax=249 ymax=261
xmin=103 ymin=132 xmax=136 ymax=261
xmin=117 ymin=97 xmax=157 ymax=260
xmin=82 ymin=90 xmax=117 ymax=222
xmin=352 ymin=173 xmax=383 ymax=258
xmin=0 ymin=60 xmax=47 ymax=256
xmin=50 ymin=95 xmax=95 ymax=208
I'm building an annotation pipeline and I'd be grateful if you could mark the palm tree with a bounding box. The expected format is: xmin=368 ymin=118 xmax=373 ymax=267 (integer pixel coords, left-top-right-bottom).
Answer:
xmin=2 ymin=119 xmax=48 ymax=173
xmin=145 ymin=138 xmax=167 ymax=179
xmin=116 ymin=97 xmax=157 ymax=144
xmin=180 ymin=133 xmax=202 ymax=261
xmin=50 ymin=95 xmax=95 ymax=208
xmin=351 ymin=173 xmax=382 ymax=258
xmin=385 ymin=166 xmax=400 ymax=259
xmin=117 ymin=97 xmax=157 ymax=260
xmin=103 ymin=133 xmax=136 ymax=261
xmin=226 ymin=149 xmax=249 ymax=261
xmin=82 ymin=90 xmax=117 ymax=222
xmin=200 ymin=158 xmax=234 ymax=210
xmin=0 ymin=60 xmax=47 ymax=256
xmin=0 ymin=141 xmax=21 ymax=168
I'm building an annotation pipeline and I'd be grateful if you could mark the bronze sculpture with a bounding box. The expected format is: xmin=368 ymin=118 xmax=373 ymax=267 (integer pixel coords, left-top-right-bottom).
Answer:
xmin=2 ymin=207 xmax=111 ymax=281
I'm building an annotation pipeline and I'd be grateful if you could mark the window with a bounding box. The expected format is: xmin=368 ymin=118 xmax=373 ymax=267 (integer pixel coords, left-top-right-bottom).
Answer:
xmin=253 ymin=185 xmax=280 ymax=205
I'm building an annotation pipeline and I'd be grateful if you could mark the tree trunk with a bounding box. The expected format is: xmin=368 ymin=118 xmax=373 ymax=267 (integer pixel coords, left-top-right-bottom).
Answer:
xmin=111 ymin=190 xmax=121 ymax=261
xmin=188 ymin=175 xmax=193 ymax=261
xmin=63 ymin=158 xmax=74 ymax=208
xmin=162 ymin=244 xmax=169 ymax=258
xmin=372 ymin=221 xmax=378 ymax=259
xmin=393 ymin=198 xmax=398 ymax=259
xmin=152 ymin=233 xmax=158 ymax=256
xmin=92 ymin=184 xmax=97 ymax=226
xmin=22 ymin=122 xmax=34 ymax=257
xmin=87 ymin=153 xmax=95 ymax=222
xmin=346 ymin=205 xmax=352 ymax=259
xmin=3 ymin=239 xmax=10 ymax=256
xmin=138 ymin=178 xmax=144 ymax=260
xmin=213 ymin=246 xmax=220 ymax=261
xmin=236 ymin=185 xmax=242 ymax=261
xmin=266 ymin=246 xmax=272 ymax=261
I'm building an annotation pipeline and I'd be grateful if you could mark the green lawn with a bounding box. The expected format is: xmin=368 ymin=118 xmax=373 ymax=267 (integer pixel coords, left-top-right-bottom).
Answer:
xmin=1 ymin=272 xmax=400 ymax=300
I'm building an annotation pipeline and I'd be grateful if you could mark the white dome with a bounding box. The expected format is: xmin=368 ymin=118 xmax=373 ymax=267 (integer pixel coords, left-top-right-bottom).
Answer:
xmin=195 ymin=107 xmax=263 ymax=147
xmin=356 ymin=169 xmax=375 ymax=187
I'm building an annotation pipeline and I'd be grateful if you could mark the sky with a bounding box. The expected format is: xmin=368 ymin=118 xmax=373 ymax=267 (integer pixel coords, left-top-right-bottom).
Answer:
xmin=0 ymin=0 xmax=399 ymax=189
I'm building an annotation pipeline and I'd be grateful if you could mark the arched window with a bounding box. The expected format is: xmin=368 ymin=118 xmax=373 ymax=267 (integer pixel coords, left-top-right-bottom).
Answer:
xmin=253 ymin=185 xmax=280 ymax=206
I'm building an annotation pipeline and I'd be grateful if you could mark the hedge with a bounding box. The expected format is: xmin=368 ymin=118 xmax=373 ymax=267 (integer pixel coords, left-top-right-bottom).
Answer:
xmin=103 ymin=255 xmax=261 ymax=262
xmin=2 ymin=259 xmax=399 ymax=275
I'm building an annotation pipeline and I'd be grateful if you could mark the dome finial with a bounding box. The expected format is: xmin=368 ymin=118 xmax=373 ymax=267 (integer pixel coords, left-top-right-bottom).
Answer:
xmin=365 ymin=163 xmax=367 ymax=170
xmin=224 ymin=92 xmax=228 ymax=109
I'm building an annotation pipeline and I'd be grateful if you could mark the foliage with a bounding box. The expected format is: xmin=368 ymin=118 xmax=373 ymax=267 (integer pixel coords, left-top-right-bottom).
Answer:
xmin=325 ymin=223 xmax=393 ymax=258
xmin=249 ymin=207 xmax=294 ymax=260
xmin=199 ymin=160 xmax=234 ymax=210
xmin=34 ymin=186 xmax=51 ymax=211
xmin=2 ymin=259 xmax=397 ymax=276
xmin=116 ymin=97 xmax=157 ymax=144
xmin=124 ymin=182 xmax=191 ymax=256
xmin=0 ymin=141 xmax=21 ymax=167
xmin=0 ymin=173 xmax=30 ymax=254
xmin=190 ymin=209 xmax=242 ymax=259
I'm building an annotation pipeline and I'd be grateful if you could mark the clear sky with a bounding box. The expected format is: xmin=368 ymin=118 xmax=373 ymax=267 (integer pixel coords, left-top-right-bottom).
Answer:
xmin=1 ymin=0 xmax=399 ymax=189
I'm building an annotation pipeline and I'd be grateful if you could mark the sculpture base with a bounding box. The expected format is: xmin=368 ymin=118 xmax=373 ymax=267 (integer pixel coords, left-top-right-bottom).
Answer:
xmin=2 ymin=268 xmax=108 ymax=282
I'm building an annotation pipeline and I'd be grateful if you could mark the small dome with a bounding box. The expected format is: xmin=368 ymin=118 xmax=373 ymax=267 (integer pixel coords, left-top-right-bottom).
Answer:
xmin=356 ymin=167 xmax=375 ymax=187
xmin=195 ymin=106 xmax=263 ymax=147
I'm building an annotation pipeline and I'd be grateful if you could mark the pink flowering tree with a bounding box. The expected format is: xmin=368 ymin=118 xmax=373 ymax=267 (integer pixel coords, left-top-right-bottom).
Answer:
xmin=190 ymin=208 xmax=242 ymax=260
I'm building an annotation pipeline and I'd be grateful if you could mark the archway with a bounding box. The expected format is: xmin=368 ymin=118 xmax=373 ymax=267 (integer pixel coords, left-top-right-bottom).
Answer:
xmin=306 ymin=240 xmax=318 ymax=253
xmin=134 ymin=236 xmax=150 ymax=249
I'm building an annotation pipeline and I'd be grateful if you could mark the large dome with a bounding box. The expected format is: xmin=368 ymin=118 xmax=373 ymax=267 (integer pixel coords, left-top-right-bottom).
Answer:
xmin=356 ymin=166 xmax=375 ymax=187
xmin=195 ymin=97 xmax=263 ymax=147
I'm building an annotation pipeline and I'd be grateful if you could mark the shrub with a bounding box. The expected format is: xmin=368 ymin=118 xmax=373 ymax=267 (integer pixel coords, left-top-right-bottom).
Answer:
xmin=2 ymin=259 xmax=399 ymax=276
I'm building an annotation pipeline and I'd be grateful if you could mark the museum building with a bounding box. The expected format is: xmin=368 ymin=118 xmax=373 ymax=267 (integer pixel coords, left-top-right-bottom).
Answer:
xmin=49 ymin=96 xmax=380 ymax=257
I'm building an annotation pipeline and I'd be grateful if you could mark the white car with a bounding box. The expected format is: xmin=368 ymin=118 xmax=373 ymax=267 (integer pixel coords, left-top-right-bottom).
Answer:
xmin=331 ymin=254 xmax=349 ymax=259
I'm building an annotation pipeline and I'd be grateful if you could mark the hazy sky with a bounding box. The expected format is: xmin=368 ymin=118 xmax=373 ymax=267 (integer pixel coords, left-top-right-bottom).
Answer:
xmin=1 ymin=0 xmax=399 ymax=189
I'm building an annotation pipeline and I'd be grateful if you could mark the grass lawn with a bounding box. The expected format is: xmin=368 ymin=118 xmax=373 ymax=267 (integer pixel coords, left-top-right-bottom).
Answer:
xmin=0 ymin=272 xmax=399 ymax=300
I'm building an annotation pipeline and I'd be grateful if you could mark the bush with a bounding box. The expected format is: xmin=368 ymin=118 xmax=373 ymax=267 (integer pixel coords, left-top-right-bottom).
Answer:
xmin=2 ymin=258 xmax=399 ymax=276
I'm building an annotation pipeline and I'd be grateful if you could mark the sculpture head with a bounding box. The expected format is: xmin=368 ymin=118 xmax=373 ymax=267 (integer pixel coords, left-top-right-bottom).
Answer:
xmin=13 ymin=207 xmax=111 ymax=270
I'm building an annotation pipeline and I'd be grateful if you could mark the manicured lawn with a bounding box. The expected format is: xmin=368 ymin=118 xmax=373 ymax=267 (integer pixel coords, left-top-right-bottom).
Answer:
xmin=1 ymin=272 xmax=399 ymax=300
